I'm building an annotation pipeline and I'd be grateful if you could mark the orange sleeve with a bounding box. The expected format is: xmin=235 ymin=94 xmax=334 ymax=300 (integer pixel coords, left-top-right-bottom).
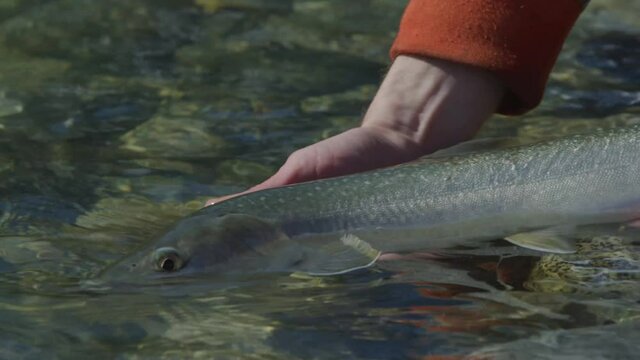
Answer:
xmin=390 ymin=0 xmax=583 ymax=115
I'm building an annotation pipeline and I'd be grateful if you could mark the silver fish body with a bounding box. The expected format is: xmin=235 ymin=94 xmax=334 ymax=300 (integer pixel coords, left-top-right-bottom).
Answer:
xmin=103 ymin=126 xmax=640 ymax=282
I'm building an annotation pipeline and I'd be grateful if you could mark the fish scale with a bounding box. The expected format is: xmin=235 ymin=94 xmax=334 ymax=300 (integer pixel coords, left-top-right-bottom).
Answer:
xmin=101 ymin=125 xmax=640 ymax=281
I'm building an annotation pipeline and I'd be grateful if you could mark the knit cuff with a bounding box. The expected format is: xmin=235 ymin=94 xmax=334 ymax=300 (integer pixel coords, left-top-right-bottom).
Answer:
xmin=390 ymin=0 xmax=582 ymax=115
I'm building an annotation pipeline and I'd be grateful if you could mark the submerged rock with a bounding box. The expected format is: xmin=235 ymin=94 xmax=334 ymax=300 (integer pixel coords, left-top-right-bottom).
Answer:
xmin=300 ymin=84 xmax=377 ymax=114
xmin=577 ymin=31 xmax=640 ymax=85
xmin=469 ymin=320 xmax=640 ymax=360
xmin=74 ymin=196 xmax=200 ymax=235
xmin=0 ymin=45 xmax=70 ymax=91
xmin=0 ymin=0 xmax=198 ymax=76
xmin=120 ymin=114 xmax=229 ymax=159
xmin=524 ymin=235 xmax=640 ymax=296
xmin=195 ymin=0 xmax=293 ymax=14
xmin=214 ymin=159 xmax=274 ymax=185
xmin=176 ymin=43 xmax=382 ymax=97
xmin=0 ymin=93 xmax=22 ymax=118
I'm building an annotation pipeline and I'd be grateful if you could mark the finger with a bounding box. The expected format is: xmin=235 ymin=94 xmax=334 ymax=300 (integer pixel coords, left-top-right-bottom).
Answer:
xmin=204 ymin=173 xmax=288 ymax=207
xmin=204 ymin=194 xmax=236 ymax=207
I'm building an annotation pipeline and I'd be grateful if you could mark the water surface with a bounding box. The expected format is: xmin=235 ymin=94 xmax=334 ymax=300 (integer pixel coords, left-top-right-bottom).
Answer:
xmin=0 ymin=0 xmax=639 ymax=358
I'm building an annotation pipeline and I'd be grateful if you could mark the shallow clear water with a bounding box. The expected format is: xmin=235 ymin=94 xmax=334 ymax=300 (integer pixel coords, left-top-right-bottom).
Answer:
xmin=0 ymin=0 xmax=639 ymax=358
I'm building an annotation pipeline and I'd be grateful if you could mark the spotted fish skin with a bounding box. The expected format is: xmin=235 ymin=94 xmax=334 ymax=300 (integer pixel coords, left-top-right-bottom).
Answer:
xmin=107 ymin=125 xmax=640 ymax=280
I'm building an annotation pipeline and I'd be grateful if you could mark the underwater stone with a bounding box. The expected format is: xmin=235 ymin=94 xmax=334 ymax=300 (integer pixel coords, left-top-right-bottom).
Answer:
xmin=577 ymin=31 xmax=640 ymax=85
xmin=0 ymin=95 xmax=23 ymax=118
xmin=0 ymin=46 xmax=70 ymax=91
xmin=0 ymin=0 xmax=198 ymax=75
xmin=300 ymin=85 xmax=377 ymax=114
xmin=195 ymin=0 xmax=293 ymax=14
xmin=214 ymin=159 xmax=274 ymax=185
xmin=120 ymin=114 xmax=229 ymax=159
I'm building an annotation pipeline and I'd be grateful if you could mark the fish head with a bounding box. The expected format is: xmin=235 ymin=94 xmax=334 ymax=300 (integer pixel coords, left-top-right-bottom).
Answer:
xmin=97 ymin=213 xmax=304 ymax=287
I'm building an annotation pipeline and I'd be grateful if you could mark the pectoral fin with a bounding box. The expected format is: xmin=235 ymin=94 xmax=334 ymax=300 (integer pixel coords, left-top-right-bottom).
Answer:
xmin=299 ymin=234 xmax=381 ymax=276
xmin=505 ymin=227 xmax=576 ymax=254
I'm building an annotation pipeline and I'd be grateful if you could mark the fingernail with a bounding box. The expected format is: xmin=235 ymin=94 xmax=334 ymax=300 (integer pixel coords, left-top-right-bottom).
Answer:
xmin=204 ymin=198 xmax=218 ymax=207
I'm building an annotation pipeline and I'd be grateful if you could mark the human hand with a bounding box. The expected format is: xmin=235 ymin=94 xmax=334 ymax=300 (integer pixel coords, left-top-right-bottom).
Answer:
xmin=207 ymin=55 xmax=504 ymax=206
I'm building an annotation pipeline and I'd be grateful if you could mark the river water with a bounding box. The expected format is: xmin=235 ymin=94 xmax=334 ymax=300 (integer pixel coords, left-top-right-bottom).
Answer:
xmin=0 ymin=0 xmax=639 ymax=358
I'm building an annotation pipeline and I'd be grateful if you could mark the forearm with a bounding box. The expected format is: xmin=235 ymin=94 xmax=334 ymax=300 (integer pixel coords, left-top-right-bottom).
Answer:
xmin=392 ymin=0 xmax=583 ymax=114
xmin=362 ymin=55 xmax=504 ymax=154
xmin=206 ymin=55 xmax=505 ymax=205
xmin=207 ymin=1 xmax=583 ymax=205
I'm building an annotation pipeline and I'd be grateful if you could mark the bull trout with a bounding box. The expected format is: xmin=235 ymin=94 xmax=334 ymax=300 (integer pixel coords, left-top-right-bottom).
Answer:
xmin=102 ymin=126 xmax=640 ymax=282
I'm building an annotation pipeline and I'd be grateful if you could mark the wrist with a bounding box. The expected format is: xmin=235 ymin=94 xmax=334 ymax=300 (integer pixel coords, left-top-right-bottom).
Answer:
xmin=362 ymin=55 xmax=504 ymax=154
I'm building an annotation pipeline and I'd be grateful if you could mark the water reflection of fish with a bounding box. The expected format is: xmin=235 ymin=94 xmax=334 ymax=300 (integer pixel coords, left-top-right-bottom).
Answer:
xmin=103 ymin=126 xmax=640 ymax=283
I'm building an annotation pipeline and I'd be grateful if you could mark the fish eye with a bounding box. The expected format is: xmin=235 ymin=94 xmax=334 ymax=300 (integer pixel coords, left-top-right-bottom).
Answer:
xmin=153 ymin=247 xmax=184 ymax=272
